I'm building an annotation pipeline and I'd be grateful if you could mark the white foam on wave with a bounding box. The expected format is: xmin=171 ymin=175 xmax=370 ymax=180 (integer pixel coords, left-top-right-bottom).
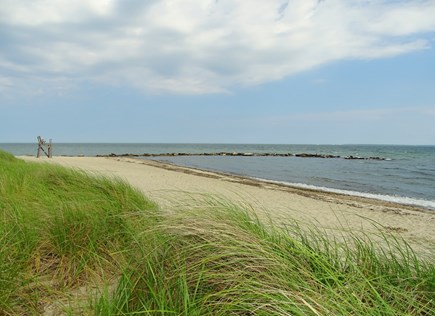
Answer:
xmin=253 ymin=178 xmax=435 ymax=210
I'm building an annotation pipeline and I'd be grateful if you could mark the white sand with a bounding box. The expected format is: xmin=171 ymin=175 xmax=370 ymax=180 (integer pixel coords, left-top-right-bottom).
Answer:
xmin=21 ymin=156 xmax=435 ymax=257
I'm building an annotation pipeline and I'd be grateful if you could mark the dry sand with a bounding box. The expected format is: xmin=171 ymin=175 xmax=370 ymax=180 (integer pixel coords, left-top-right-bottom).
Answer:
xmin=20 ymin=156 xmax=435 ymax=258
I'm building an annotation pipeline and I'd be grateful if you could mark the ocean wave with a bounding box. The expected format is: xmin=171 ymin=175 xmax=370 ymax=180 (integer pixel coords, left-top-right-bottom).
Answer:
xmin=253 ymin=178 xmax=435 ymax=210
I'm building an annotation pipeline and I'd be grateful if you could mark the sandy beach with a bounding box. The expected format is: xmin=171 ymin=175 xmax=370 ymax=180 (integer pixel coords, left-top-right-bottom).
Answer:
xmin=21 ymin=156 xmax=435 ymax=258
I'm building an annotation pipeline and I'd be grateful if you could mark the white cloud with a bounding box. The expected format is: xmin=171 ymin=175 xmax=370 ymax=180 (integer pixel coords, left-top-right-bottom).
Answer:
xmin=1 ymin=0 xmax=435 ymax=95
xmin=0 ymin=0 xmax=115 ymax=25
xmin=366 ymin=1 xmax=435 ymax=36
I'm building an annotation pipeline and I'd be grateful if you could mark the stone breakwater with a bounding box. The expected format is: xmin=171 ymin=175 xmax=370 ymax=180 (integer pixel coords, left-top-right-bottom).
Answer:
xmin=97 ymin=152 xmax=389 ymax=160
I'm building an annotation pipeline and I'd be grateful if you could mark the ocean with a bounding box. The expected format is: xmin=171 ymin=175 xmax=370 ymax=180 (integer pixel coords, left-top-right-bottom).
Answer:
xmin=2 ymin=143 xmax=434 ymax=210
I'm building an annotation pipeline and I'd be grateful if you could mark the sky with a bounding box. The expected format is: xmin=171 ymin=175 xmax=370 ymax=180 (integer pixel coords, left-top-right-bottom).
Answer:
xmin=1 ymin=0 xmax=435 ymax=145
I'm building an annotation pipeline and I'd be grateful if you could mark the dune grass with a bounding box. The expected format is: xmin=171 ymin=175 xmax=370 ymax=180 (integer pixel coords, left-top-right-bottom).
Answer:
xmin=0 ymin=150 xmax=434 ymax=315
xmin=0 ymin=151 xmax=158 ymax=314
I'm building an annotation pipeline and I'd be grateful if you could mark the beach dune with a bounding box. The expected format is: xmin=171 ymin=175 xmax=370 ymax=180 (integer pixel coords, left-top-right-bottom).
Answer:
xmin=21 ymin=156 xmax=435 ymax=258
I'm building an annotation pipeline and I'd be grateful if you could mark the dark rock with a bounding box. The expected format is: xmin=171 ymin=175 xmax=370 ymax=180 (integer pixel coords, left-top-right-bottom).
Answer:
xmin=296 ymin=153 xmax=324 ymax=158
xmin=345 ymin=156 xmax=364 ymax=160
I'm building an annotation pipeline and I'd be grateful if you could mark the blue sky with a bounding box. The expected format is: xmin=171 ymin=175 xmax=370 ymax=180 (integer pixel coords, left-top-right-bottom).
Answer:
xmin=1 ymin=0 xmax=435 ymax=144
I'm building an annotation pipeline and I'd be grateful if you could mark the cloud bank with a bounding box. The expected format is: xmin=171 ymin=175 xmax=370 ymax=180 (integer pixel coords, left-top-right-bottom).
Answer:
xmin=1 ymin=0 xmax=435 ymax=95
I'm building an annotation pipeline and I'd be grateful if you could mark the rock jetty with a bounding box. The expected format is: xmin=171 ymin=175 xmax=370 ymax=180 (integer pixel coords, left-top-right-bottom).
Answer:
xmin=97 ymin=152 xmax=389 ymax=161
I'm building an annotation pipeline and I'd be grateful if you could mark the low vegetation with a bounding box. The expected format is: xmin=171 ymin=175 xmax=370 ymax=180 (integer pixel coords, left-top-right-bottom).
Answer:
xmin=0 ymin=150 xmax=434 ymax=315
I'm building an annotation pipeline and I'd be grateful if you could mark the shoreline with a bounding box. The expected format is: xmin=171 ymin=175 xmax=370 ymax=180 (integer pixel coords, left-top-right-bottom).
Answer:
xmin=19 ymin=153 xmax=435 ymax=211
xmin=130 ymin=157 xmax=434 ymax=214
xmin=19 ymin=156 xmax=435 ymax=257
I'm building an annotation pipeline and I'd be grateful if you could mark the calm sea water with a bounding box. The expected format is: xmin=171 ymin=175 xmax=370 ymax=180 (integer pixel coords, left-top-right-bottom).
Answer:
xmin=2 ymin=143 xmax=434 ymax=210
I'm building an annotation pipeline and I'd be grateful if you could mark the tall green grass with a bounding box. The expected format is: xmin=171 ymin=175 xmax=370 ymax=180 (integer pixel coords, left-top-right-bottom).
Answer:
xmin=95 ymin=202 xmax=434 ymax=315
xmin=1 ymin=150 xmax=434 ymax=315
xmin=0 ymin=150 xmax=157 ymax=314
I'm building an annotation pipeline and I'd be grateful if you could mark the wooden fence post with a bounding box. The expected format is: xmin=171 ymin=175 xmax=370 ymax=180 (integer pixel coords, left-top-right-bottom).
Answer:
xmin=48 ymin=139 xmax=52 ymax=158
